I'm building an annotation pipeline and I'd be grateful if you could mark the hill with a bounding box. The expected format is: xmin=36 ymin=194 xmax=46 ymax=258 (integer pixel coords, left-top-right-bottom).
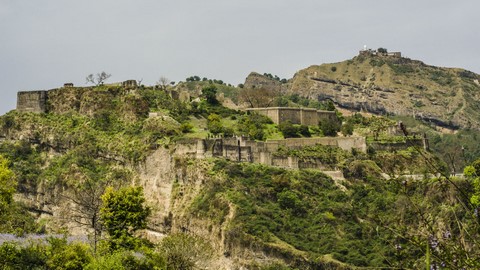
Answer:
xmin=1 ymin=59 xmax=480 ymax=268
xmin=246 ymin=51 xmax=480 ymax=130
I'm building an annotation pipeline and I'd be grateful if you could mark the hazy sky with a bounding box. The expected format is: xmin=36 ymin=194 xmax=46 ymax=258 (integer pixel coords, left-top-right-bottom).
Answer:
xmin=1 ymin=0 xmax=479 ymax=114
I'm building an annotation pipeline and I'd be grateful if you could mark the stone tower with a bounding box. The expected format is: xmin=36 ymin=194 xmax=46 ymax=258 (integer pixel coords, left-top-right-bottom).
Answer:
xmin=16 ymin=91 xmax=48 ymax=113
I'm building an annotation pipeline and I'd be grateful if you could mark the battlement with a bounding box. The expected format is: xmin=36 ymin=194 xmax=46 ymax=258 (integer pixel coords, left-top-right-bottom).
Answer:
xmin=245 ymin=107 xmax=337 ymax=126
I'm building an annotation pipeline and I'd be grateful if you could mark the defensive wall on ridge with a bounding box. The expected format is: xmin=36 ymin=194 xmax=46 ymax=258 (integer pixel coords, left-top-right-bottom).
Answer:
xmin=175 ymin=136 xmax=367 ymax=171
xmin=245 ymin=107 xmax=337 ymax=126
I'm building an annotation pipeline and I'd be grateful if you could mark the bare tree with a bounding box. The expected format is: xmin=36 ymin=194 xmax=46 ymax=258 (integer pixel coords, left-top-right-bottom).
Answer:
xmin=157 ymin=76 xmax=171 ymax=90
xmin=86 ymin=71 xmax=112 ymax=86
xmin=238 ymin=87 xmax=278 ymax=108
xmin=64 ymin=178 xmax=108 ymax=252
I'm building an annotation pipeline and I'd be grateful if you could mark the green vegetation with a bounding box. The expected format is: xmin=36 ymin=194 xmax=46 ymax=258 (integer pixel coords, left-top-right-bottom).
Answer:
xmin=100 ymin=186 xmax=151 ymax=251
xmin=0 ymin=155 xmax=16 ymax=214
xmin=274 ymin=144 xmax=352 ymax=169
xmin=186 ymin=157 xmax=480 ymax=268
xmin=0 ymin=232 xmax=212 ymax=269
xmin=1 ymin=69 xmax=480 ymax=269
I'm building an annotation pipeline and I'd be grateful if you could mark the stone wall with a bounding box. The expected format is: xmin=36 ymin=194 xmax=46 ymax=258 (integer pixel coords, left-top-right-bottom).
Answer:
xmin=246 ymin=107 xmax=336 ymax=126
xmin=265 ymin=137 xmax=367 ymax=153
xmin=175 ymin=136 xmax=367 ymax=171
xmin=17 ymin=91 xmax=48 ymax=113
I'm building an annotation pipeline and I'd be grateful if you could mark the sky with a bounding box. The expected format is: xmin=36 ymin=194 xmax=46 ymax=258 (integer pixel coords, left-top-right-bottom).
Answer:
xmin=1 ymin=0 xmax=479 ymax=115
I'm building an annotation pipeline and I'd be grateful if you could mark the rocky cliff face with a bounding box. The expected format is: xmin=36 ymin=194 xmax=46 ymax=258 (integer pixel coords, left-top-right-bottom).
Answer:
xmin=243 ymin=72 xmax=288 ymax=93
xmin=291 ymin=56 xmax=480 ymax=130
xmin=244 ymin=56 xmax=480 ymax=130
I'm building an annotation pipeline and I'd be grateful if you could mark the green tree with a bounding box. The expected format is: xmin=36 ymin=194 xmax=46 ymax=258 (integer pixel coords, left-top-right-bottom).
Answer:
xmin=341 ymin=121 xmax=354 ymax=136
xmin=100 ymin=186 xmax=151 ymax=251
xmin=278 ymin=121 xmax=300 ymax=138
xmin=237 ymin=113 xmax=272 ymax=141
xmin=0 ymin=155 xmax=16 ymax=214
xmin=46 ymin=237 xmax=93 ymax=270
xmin=377 ymin=47 xmax=388 ymax=53
xmin=201 ymin=85 xmax=219 ymax=105
xmin=207 ymin=113 xmax=224 ymax=135
xmin=319 ymin=117 xmax=341 ymax=137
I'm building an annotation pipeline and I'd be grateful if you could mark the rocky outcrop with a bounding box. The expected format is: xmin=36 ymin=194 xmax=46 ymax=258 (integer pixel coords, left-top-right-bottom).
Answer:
xmin=286 ymin=56 xmax=480 ymax=130
xmin=243 ymin=72 xmax=288 ymax=93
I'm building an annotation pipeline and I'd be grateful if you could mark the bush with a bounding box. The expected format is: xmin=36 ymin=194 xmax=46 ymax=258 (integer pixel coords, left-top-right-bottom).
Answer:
xmin=278 ymin=121 xmax=300 ymax=138
xmin=319 ymin=118 xmax=341 ymax=137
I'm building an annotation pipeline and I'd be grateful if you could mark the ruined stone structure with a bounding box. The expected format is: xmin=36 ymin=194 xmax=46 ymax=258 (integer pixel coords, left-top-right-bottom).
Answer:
xmin=175 ymin=136 xmax=366 ymax=171
xmin=246 ymin=107 xmax=337 ymax=126
xmin=359 ymin=49 xmax=401 ymax=58
xmin=16 ymin=91 xmax=48 ymax=113
xmin=63 ymin=83 xmax=74 ymax=88
xmin=122 ymin=80 xmax=138 ymax=88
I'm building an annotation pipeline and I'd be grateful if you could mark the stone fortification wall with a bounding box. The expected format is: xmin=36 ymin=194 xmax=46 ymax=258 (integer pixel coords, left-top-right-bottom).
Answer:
xmin=17 ymin=91 xmax=48 ymax=113
xmin=265 ymin=137 xmax=367 ymax=153
xmin=300 ymin=109 xmax=318 ymax=126
xmin=174 ymin=136 xmax=366 ymax=172
xmin=246 ymin=107 xmax=336 ymax=126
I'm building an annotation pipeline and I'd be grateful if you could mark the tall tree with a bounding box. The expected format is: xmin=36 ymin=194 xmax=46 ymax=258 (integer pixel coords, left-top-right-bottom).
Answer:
xmin=100 ymin=186 xmax=151 ymax=250
xmin=0 ymin=155 xmax=16 ymax=214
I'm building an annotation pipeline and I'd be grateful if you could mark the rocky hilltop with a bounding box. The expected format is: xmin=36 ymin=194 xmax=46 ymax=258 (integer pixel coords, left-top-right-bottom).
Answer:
xmin=245 ymin=53 xmax=480 ymax=130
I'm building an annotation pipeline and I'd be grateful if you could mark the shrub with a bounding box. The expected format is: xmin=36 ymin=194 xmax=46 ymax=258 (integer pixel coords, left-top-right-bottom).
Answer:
xmin=278 ymin=121 xmax=300 ymax=138
xmin=319 ymin=118 xmax=341 ymax=137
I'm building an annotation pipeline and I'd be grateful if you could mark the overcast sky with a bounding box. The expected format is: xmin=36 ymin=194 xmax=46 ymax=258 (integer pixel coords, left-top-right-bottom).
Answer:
xmin=1 ymin=0 xmax=479 ymax=114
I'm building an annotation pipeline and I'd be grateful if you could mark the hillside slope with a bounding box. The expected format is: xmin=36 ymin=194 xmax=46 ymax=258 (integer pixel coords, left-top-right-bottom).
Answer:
xmin=246 ymin=54 xmax=480 ymax=130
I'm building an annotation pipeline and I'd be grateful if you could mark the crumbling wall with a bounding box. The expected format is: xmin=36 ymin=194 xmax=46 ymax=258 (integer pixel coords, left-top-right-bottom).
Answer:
xmin=17 ymin=91 xmax=48 ymax=113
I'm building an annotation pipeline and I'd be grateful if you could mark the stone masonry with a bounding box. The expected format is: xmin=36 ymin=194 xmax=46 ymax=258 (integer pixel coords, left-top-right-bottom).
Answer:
xmin=175 ymin=136 xmax=367 ymax=171
xmin=245 ymin=107 xmax=337 ymax=126
xmin=16 ymin=91 xmax=48 ymax=113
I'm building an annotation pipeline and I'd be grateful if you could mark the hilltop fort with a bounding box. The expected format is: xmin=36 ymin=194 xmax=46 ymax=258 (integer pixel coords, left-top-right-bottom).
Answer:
xmin=358 ymin=47 xmax=401 ymax=57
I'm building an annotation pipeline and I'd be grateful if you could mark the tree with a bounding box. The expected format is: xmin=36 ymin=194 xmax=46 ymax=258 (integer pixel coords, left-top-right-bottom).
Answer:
xmin=157 ymin=76 xmax=170 ymax=90
xmin=238 ymin=87 xmax=277 ymax=108
xmin=100 ymin=186 xmax=151 ymax=250
xmin=86 ymin=72 xmax=111 ymax=86
xmin=341 ymin=121 xmax=354 ymax=136
xmin=278 ymin=121 xmax=300 ymax=138
xmin=0 ymin=155 xmax=16 ymax=214
xmin=237 ymin=113 xmax=272 ymax=140
xmin=319 ymin=117 xmax=341 ymax=137
xmin=207 ymin=113 xmax=224 ymax=135
xmin=201 ymin=85 xmax=219 ymax=105
xmin=377 ymin=47 xmax=388 ymax=53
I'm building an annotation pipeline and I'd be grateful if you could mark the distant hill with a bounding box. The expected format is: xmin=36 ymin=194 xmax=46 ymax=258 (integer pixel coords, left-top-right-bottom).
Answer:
xmin=246 ymin=52 xmax=480 ymax=130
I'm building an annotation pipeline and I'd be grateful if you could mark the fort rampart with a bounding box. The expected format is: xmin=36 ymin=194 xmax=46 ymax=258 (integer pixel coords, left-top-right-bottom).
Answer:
xmin=175 ymin=136 xmax=367 ymax=171
xmin=245 ymin=107 xmax=337 ymax=126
